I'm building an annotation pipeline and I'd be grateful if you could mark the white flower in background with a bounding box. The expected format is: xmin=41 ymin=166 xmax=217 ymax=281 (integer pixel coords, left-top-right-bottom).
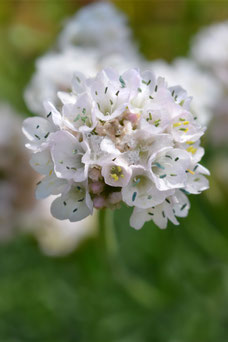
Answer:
xmin=150 ymin=58 xmax=222 ymax=125
xmin=57 ymin=2 xmax=136 ymax=56
xmin=100 ymin=52 xmax=146 ymax=76
xmin=191 ymin=21 xmax=228 ymax=87
xmin=24 ymin=47 xmax=99 ymax=114
xmin=23 ymin=68 xmax=209 ymax=230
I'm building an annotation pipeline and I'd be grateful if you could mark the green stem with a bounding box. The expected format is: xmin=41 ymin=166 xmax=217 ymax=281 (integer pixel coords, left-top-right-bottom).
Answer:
xmin=98 ymin=209 xmax=164 ymax=308
xmin=98 ymin=208 xmax=118 ymax=259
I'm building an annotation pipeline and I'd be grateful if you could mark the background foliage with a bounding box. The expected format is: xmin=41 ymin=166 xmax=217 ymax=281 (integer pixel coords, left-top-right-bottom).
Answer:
xmin=0 ymin=1 xmax=228 ymax=341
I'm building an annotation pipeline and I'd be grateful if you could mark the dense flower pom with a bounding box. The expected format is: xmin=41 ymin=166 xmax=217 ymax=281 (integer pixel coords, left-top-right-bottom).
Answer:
xmin=23 ymin=68 xmax=209 ymax=229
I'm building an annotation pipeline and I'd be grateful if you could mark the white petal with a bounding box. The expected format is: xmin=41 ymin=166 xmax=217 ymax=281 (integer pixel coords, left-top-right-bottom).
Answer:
xmin=130 ymin=207 xmax=150 ymax=230
xmin=162 ymin=199 xmax=179 ymax=225
xmin=51 ymin=131 xmax=88 ymax=182
xmin=149 ymin=148 xmax=191 ymax=191
xmin=172 ymin=190 xmax=190 ymax=218
xmin=196 ymin=164 xmax=210 ymax=176
xmin=30 ymin=149 xmax=53 ymax=175
xmin=90 ymin=70 xmax=129 ymax=121
xmin=36 ymin=174 xmax=68 ymax=200
xmin=51 ymin=185 xmax=92 ymax=222
xmin=130 ymin=197 xmax=180 ymax=230
xmin=122 ymin=167 xmax=173 ymax=209
xmin=185 ymin=174 xmax=209 ymax=194
xmin=22 ymin=117 xmax=54 ymax=151
xmin=171 ymin=111 xmax=205 ymax=143
xmin=100 ymin=137 xmax=121 ymax=155
xmin=121 ymin=69 xmax=141 ymax=93
xmin=72 ymin=71 xmax=87 ymax=94
xmin=130 ymin=204 xmax=168 ymax=229
xmin=82 ymin=134 xmax=116 ymax=166
xmin=149 ymin=205 xmax=168 ymax=229
xmin=93 ymin=104 xmax=126 ymax=121
xmin=63 ymin=93 xmax=96 ymax=132
xmin=169 ymin=85 xmax=192 ymax=111
xmin=57 ymin=91 xmax=76 ymax=105
xmin=43 ymin=101 xmax=63 ymax=128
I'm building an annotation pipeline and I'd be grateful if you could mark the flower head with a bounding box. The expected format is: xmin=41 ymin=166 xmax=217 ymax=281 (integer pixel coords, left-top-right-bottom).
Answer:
xmin=23 ymin=68 xmax=209 ymax=229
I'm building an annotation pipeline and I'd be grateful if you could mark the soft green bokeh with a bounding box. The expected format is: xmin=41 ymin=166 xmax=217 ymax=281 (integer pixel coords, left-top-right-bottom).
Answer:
xmin=0 ymin=1 xmax=228 ymax=341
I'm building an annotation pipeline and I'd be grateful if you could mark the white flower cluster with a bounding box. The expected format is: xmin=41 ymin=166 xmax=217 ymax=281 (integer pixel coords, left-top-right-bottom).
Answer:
xmin=22 ymin=68 xmax=209 ymax=229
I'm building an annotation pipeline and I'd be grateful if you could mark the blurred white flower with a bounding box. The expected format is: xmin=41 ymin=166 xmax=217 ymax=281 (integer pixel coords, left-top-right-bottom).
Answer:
xmin=99 ymin=52 xmax=146 ymax=76
xmin=23 ymin=67 xmax=209 ymax=230
xmin=150 ymin=58 xmax=222 ymax=126
xmin=24 ymin=47 xmax=99 ymax=115
xmin=57 ymin=2 xmax=136 ymax=56
xmin=191 ymin=21 xmax=228 ymax=87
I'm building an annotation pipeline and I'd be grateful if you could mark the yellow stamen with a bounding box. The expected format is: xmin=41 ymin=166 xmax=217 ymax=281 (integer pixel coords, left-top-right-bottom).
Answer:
xmin=187 ymin=146 xmax=197 ymax=154
xmin=120 ymin=174 xmax=124 ymax=178
xmin=173 ymin=122 xmax=181 ymax=128
xmin=183 ymin=121 xmax=189 ymax=125
xmin=49 ymin=169 xmax=53 ymax=176
xmin=117 ymin=166 xmax=122 ymax=172
xmin=186 ymin=141 xmax=194 ymax=145
xmin=35 ymin=163 xmax=40 ymax=166
xmin=111 ymin=173 xmax=119 ymax=181
xmin=183 ymin=127 xmax=189 ymax=133
xmin=186 ymin=169 xmax=195 ymax=175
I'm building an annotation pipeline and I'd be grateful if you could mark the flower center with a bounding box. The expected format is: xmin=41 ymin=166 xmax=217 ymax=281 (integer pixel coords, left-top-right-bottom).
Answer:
xmin=110 ymin=166 xmax=124 ymax=182
xmin=173 ymin=117 xmax=190 ymax=133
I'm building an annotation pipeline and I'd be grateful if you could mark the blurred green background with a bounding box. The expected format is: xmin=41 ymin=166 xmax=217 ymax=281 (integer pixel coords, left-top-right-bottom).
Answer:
xmin=0 ymin=1 xmax=228 ymax=341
